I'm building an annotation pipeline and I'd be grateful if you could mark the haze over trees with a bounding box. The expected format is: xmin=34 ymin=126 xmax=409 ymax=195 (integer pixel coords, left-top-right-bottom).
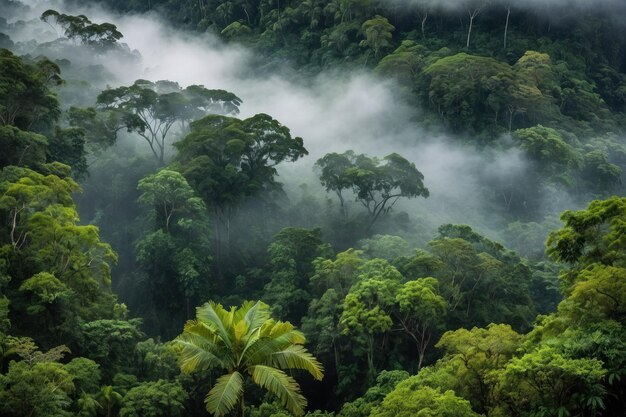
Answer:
xmin=0 ymin=1 xmax=625 ymax=416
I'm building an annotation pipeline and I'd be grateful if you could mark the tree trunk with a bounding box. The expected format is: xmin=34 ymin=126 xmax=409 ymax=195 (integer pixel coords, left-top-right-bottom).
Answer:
xmin=503 ymin=5 xmax=511 ymax=49
xmin=466 ymin=14 xmax=474 ymax=48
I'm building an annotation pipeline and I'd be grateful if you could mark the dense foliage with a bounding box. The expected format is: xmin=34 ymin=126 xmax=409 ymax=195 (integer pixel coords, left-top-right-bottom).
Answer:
xmin=1 ymin=0 xmax=625 ymax=416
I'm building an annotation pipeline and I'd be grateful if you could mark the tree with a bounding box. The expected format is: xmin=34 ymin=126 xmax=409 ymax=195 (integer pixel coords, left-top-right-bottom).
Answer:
xmin=513 ymin=125 xmax=582 ymax=186
xmin=0 ymin=342 xmax=75 ymax=417
xmin=174 ymin=301 xmax=323 ymax=417
xmin=0 ymin=126 xmax=48 ymax=170
xmin=0 ymin=49 xmax=61 ymax=131
xmin=422 ymin=53 xmax=513 ymax=132
xmin=41 ymin=10 xmax=124 ymax=51
xmin=433 ymin=324 xmax=522 ymax=413
xmin=395 ymin=277 xmax=447 ymax=370
xmin=370 ymin=385 xmax=481 ymax=417
xmin=119 ymin=380 xmax=187 ymax=417
xmin=174 ymin=113 xmax=307 ymax=256
xmin=0 ymin=164 xmax=117 ymax=334
xmin=358 ymin=234 xmax=410 ymax=261
xmin=262 ymin=227 xmax=331 ymax=324
xmin=496 ymin=346 xmax=606 ymax=417
xmin=137 ymin=169 xmax=206 ymax=232
xmin=546 ymin=196 xmax=626 ymax=269
xmin=339 ymin=259 xmax=403 ymax=381
xmin=316 ymin=151 xmax=428 ymax=234
xmin=359 ymin=16 xmax=394 ymax=59
xmin=96 ymin=80 xmax=242 ymax=163
xmin=465 ymin=1 xmax=489 ymax=49
xmin=136 ymin=169 xmax=211 ymax=334
xmin=338 ymin=370 xmax=410 ymax=417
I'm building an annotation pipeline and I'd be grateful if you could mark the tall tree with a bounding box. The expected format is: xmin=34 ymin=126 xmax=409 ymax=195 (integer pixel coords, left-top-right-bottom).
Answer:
xmin=96 ymin=80 xmax=242 ymax=163
xmin=0 ymin=49 xmax=61 ymax=131
xmin=316 ymin=151 xmax=429 ymax=234
xmin=174 ymin=113 xmax=307 ymax=258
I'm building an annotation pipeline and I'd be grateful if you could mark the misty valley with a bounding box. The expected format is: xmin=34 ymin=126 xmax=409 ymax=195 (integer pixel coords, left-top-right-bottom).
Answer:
xmin=1 ymin=0 xmax=626 ymax=416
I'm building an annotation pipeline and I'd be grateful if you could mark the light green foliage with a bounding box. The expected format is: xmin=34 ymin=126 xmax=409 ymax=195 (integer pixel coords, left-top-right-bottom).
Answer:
xmin=0 ymin=165 xmax=117 ymax=340
xmin=338 ymin=370 xmax=409 ymax=417
xmin=359 ymin=15 xmax=394 ymax=58
xmin=76 ymin=392 xmax=101 ymax=417
xmin=99 ymin=384 xmax=124 ymax=417
xmin=310 ymin=249 xmax=365 ymax=297
xmin=64 ymin=357 xmax=101 ymax=395
xmin=375 ymin=41 xmax=431 ymax=86
xmin=119 ymin=380 xmax=187 ymax=417
xmin=433 ymin=324 xmax=522 ymax=413
xmin=370 ymin=384 xmax=482 ymax=417
xmin=18 ymin=272 xmax=72 ymax=316
xmin=513 ymin=125 xmax=582 ymax=185
xmin=396 ymin=278 xmax=447 ymax=369
xmin=136 ymin=169 xmax=207 ymax=234
xmin=546 ymin=196 xmax=626 ymax=268
xmin=174 ymin=301 xmax=323 ymax=416
xmin=340 ymin=259 xmax=402 ymax=379
xmin=511 ymin=51 xmax=561 ymax=125
xmin=564 ymin=264 xmax=626 ymax=321
xmin=0 ymin=360 xmax=75 ymax=417
xmin=394 ymin=249 xmax=445 ymax=280
xmin=496 ymin=346 xmax=606 ymax=417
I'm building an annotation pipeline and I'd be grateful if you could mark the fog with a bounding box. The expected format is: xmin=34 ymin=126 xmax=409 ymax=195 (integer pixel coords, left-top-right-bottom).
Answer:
xmin=3 ymin=0 xmax=588 ymax=247
xmin=389 ymin=0 xmax=626 ymax=11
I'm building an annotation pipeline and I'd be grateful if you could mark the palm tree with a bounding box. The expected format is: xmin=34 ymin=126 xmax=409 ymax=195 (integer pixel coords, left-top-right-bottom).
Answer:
xmin=174 ymin=300 xmax=324 ymax=417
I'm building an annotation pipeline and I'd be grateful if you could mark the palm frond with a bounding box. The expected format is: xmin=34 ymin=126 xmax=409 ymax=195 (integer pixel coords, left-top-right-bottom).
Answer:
xmin=234 ymin=319 xmax=248 ymax=343
xmin=267 ymin=321 xmax=306 ymax=345
xmin=249 ymin=365 xmax=307 ymax=416
xmin=196 ymin=302 xmax=233 ymax=348
xmin=243 ymin=301 xmax=271 ymax=335
xmin=184 ymin=319 xmax=219 ymax=342
xmin=242 ymin=337 xmax=286 ymax=366
xmin=206 ymin=371 xmax=244 ymax=417
xmin=267 ymin=345 xmax=324 ymax=380
xmin=174 ymin=332 xmax=226 ymax=373
xmin=234 ymin=300 xmax=257 ymax=323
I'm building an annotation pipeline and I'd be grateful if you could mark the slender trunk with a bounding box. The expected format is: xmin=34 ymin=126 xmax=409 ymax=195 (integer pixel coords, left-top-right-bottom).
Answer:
xmin=503 ymin=5 xmax=510 ymax=50
xmin=421 ymin=12 xmax=428 ymax=38
xmin=466 ymin=14 xmax=474 ymax=48
xmin=367 ymin=336 xmax=375 ymax=382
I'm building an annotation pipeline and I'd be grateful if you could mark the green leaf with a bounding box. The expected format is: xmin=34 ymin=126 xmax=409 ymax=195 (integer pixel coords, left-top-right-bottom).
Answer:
xmin=249 ymin=365 xmax=307 ymax=416
xmin=205 ymin=371 xmax=244 ymax=417
xmin=268 ymin=345 xmax=324 ymax=380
